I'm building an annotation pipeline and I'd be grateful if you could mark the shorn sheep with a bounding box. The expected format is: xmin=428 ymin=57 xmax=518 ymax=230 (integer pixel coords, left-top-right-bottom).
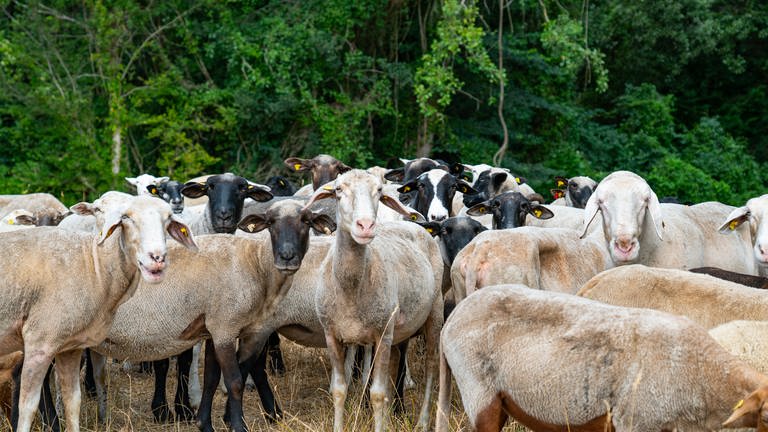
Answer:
xmin=0 ymin=194 xmax=197 ymax=432
xmin=436 ymin=284 xmax=768 ymax=432
xmin=581 ymin=170 xmax=754 ymax=273
xmin=718 ymin=193 xmax=768 ymax=276
xmin=303 ymin=169 xmax=444 ymax=432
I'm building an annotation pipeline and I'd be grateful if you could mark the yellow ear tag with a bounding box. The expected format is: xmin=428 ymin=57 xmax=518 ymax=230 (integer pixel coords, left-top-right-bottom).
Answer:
xmin=7 ymin=219 xmax=13 ymax=225
xmin=729 ymin=220 xmax=739 ymax=230
xmin=534 ymin=209 xmax=542 ymax=217
xmin=556 ymin=180 xmax=566 ymax=188
xmin=410 ymin=214 xmax=418 ymax=221
xmin=733 ymin=399 xmax=744 ymax=411
xmin=150 ymin=187 xmax=158 ymax=195
xmin=180 ymin=227 xmax=188 ymax=237
xmin=322 ymin=185 xmax=333 ymax=191
xmin=294 ymin=164 xmax=302 ymax=171
xmin=515 ymin=177 xmax=522 ymax=184
xmin=279 ymin=181 xmax=285 ymax=186
xmin=247 ymin=224 xmax=255 ymax=232
xmin=403 ymin=186 xmax=411 ymax=193
xmin=426 ymin=227 xmax=434 ymax=234
xmin=479 ymin=207 xmax=486 ymax=214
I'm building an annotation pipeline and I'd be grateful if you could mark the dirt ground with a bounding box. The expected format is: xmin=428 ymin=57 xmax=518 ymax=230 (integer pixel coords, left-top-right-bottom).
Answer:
xmin=0 ymin=339 xmax=526 ymax=431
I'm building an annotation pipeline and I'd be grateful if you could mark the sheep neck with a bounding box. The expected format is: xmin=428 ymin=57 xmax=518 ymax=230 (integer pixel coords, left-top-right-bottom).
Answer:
xmin=92 ymin=231 xmax=141 ymax=316
xmin=331 ymin=227 xmax=372 ymax=296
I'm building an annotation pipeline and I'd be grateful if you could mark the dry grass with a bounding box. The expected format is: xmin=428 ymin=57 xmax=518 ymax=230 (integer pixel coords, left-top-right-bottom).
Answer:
xmin=0 ymin=340 xmax=526 ymax=431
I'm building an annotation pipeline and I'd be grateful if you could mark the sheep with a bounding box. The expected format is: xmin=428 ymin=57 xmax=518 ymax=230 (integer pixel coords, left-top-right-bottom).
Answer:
xmin=264 ymin=175 xmax=297 ymax=196
xmin=451 ymin=227 xmax=613 ymax=300
xmin=464 ymin=191 xmax=554 ymax=229
xmin=709 ymin=320 xmax=768 ymax=376
xmin=550 ymin=175 xmax=597 ymax=208
xmin=284 ymin=154 xmax=352 ymax=195
xmin=0 ymin=193 xmax=69 ymax=227
xmin=435 ymin=284 xmax=768 ymax=432
xmin=690 ymin=267 xmax=768 ymax=289
xmin=0 ymin=194 xmax=197 ymax=432
xmin=383 ymin=157 xmax=454 ymax=184
xmin=155 ymin=179 xmax=185 ymax=214
xmin=718 ymin=194 xmax=768 ymax=276
xmin=89 ymin=199 xmax=335 ymax=432
xmin=303 ymin=169 xmax=444 ymax=432
xmin=577 ymin=265 xmax=768 ymax=330
xmin=581 ymin=170 xmax=755 ymax=273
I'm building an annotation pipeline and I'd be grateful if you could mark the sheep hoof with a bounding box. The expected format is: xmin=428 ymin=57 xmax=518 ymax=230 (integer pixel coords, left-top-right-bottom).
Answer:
xmin=152 ymin=405 xmax=172 ymax=423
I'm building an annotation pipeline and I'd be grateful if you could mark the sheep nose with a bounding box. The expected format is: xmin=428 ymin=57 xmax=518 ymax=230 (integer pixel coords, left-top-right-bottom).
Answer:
xmin=279 ymin=247 xmax=297 ymax=261
xmin=216 ymin=209 xmax=233 ymax=222
xmin=149 ymin=252 xmax=166 ymax=264
xmin=356 ymin=219 xmax=375 ymax=233
xmin=616 ymin=236 xmax=633 ymax=252
xmin=171 ymin=197 xmax=183 ymax=204
xmin=430 ymin=214 xmax=447 ymax=222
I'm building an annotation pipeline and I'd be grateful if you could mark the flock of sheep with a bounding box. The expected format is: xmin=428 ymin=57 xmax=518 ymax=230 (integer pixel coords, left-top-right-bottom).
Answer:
xmin=1 ymin=153 xmax=768 ymax=432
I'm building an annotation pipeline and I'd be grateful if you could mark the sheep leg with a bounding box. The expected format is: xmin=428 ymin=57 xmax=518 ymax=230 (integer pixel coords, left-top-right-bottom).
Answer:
xmin=11 ymin=360 xmax=60 ymax=432
xmin=195 ymin=340 xmax=219 ymax=432
xmin=86 ymin=351 xmax=109 ymax=424
xmin=239 ymin=346 xmax=282 ymax=421
xmin=214 ymin=342 xmax=248 ymax=432
xmin=188 ymin=342 xmax=202 ymax=409
xmin=150 ymin=358 xmax=172 ymax=422
xmin=82 ymin=349 xmax=97 ymax=399
xmin=370 ymin=320 xmax=395 ymax=432
xmin=266 ymin=331 xmax=286 ymax=377
xmin=54 ymin=349 xmax=82 ymax=432
xmin=174 ymin=347 xmax=195 ymax=422
xmin=392 ymin=340 xmax=409 ymax=415
xmin=15 ymin=348 xmax=53 ymax=432
xmin=326 ymin=333 xmax=349 ymax=432
xmin=434 ymin=343 xmax=452 ymax=432
xmin=417 ymin=297 xmax=444 ymax=429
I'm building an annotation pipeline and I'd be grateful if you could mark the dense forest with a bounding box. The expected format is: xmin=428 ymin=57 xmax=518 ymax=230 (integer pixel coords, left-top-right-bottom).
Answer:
xmin=0 ymin=0 xmax=766 ymax=206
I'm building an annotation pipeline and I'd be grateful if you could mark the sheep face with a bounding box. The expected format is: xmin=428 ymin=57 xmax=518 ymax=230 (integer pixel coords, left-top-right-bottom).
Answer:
xmin=284 ymin=154 xmax=351 ymax=190
xmin=398 ymin=169 xmax=476 ymax=222
xmin=239 ymin=200 xmax=335 ymax=273
xmin=466 ymin=191 xmax=553 ymax=229
xmin=418 ymin=216 xmax=487 ymax=266
xmin=125 ymin=174 xmax=169 ymax=197
xmin=156 ymin=180 xmax=185 ymax=214
xmin=719 ymin=194 xmax=768 ymax=267
xmin=264 ymin=175 xmax=297 ymax=197
xmin=71 ymin=195 xmax=197 ymax=283
xmin=305 ymin=169 xmax=421 ymax=245
xmin=181 ymin=173 xmax=273 ymax=234
xmin=384 ymin=157 xmax=442 ymax=183
xmin=583 ymin=171 xmax=663 ymax=264
xmin=562 ymin=176 xmax=597 ymax=209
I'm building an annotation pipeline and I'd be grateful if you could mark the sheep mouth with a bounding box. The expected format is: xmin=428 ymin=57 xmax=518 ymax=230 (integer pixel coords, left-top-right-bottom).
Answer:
xmin=171 ymin=205 xmax=184 ymax=214
xmin=139 ymin=262 xmax=166 ymax=283
xmin=352 ymin=233 xmax=375 ymax=244
xmin=611 ymin=241 xmax=638 ymax=262
xmin=275 ymin=264 xmax=300 ymax=275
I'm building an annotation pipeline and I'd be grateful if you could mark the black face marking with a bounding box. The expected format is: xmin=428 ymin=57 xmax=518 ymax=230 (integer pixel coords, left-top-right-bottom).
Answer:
xmin=265 ymin=175 xmax=297 ymax=196
xmin=157 ymin=180 xmax=185 ymax=214
xmin=435 ymin=217 xmax=487 ymax=265
xmin=400 ymin=170 xmax=459 ymax=222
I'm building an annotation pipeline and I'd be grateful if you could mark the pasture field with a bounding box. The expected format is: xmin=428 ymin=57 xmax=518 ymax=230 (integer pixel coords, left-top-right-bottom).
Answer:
xmin=1 ymin=339 xmax=526 ymax=431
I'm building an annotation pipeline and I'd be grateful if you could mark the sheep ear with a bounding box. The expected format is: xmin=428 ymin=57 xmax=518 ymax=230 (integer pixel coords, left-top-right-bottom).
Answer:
xmin=550 ymin=189 xmax=565 ymax=200
xmin=491 ymin=172 xmax=508 ymax=191
xmin=181 ymin=182 xmax=208 ymax=199
xmin=246 ymin=185 xmax=273 ymax=202
xmin=722 ymin=386 xmax=768 ymax=428
xmin=14 ymin=215 xmax=37 ymax=226
xmin=514 ymin=175 xmax=527 ymax=185
xmin=284 ymin=157 xmax=312 ymax=173
xmin=416 ymin=221 xmax=441 ymax=237
xmin=302 ymin=184 xmax=336 ymax=210
xmin=337 ymin=162 xmax=353 ymax=174
xmin=529 ymin=204 xmax=554 ymax=220
xmin=466 ymin=202 xmax=491 ymax=216
xmin=308 ymin=213 xmax=337 ymax=235
xmin=167 ymin=216 xmax=197 ymax=251
xmin=146 ymin=185 xmax=160 ymax=196
xmin=380 ymin=194 xmax=424 ymax=222
xmin=647 ymin=191 xmax=664 ymax=240
xmin=70 ymin=202 xmax=97 ymax=216
xmin=97 ymin=211 xmax=123 ymax=245
xmin=457 ymin=180 xmax=478 ymax=196
xmin=397 ymin=180 xmax=418 ymax=194
xmin=580 ymin=192 xmax=600 ymax=239
xmin=237 ymin=214 xmax=270 ymax=234
xmin=125 ymin=177 xmax=138 ymax=186
xmin=158 ymin=176 xmax=170 ymax=183
xmin=384 ymin=168 xmax=405 ymax=183
xmin=718 ymin=206 xmax=750 ymax=234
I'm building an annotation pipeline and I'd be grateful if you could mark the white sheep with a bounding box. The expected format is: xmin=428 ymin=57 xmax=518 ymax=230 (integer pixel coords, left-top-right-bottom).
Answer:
xmin=125 ymin=173 xmax=169 ymax=196
xmin=0 ymin=194 xmax=196 ymax=432
xmin=436 ymin=284 xmax=768 ymax=432
xmin=581 ymin=170 xmax=754 ymax=273
xmin=718 ymin=193 xmax=768 ymax=276
xmin=577 ymin=264 xmax=768 ymax=329
xmin=0 ymin=193 xmax=69 ymax=226
xmin=303 ymin=169 xmax=444 ymax=432
xmin=709 ymin=320 xmax=768 ymax=375
xmin=451 ymin=227 xmax=612 ymax=300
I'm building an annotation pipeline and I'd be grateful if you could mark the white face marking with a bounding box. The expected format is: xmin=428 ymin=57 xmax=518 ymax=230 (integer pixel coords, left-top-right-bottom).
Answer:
xmin=425 ymin=170 xmax=451 ymax=221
